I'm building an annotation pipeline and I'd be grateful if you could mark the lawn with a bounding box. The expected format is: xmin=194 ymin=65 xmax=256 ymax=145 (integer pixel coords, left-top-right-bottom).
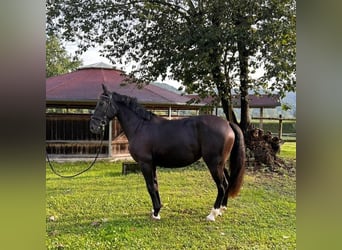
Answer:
xmin=46 ymin=143 xmax=296 ymax=249
xmin=279 ymin=142 xmax=296 ymax=159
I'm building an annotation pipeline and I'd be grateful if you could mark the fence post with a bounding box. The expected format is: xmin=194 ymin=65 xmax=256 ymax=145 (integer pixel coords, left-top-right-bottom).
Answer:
xmin=108 ymin=120 xmax=112 ymax=157
xmin=278 ymin=114 xmax=283 ymax=139
xmin=259 ymin=107 xmax=264 ymax=129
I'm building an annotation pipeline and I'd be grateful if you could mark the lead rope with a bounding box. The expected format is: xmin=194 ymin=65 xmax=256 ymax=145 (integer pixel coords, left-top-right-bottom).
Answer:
xmin=46 ymin=126 xmax=105 ymax=178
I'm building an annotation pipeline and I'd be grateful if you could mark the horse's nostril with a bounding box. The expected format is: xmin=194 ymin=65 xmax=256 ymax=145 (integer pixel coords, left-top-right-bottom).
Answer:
xmin=90 ymin=125 xmax=96 ymax=132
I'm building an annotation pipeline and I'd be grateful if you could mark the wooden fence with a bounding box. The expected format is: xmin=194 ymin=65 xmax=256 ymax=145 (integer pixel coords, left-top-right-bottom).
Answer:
xmin=46 ymin=113 xmax=110 ymax=157
xmin=46 ymin=114 xmax=190 ymax=158
xmin=252 ymin=115 xmax=296 ymax=141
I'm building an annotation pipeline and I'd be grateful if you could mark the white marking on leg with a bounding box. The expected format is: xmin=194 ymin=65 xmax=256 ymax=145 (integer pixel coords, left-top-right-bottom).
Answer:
xmin=151 ymin=209 xmax=161 ymax=220
xmin=206 ymin=213 xmax=215 ymax=221
xmin=219 ymin=206 xmax=227 ymax=215
xmin=206 ymin=208 xmax=220 ymax=221
xmin=151 ymin=213 xmax=161 ymax=220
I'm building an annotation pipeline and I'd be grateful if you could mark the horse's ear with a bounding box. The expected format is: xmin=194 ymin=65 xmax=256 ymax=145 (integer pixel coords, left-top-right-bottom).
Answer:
xmin=102 ymin=84 xmax=109 ymax=94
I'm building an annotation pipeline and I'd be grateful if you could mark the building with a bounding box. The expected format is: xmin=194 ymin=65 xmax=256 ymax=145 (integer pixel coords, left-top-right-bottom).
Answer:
xmin=46 ymin=62 xmax=280 ymax=159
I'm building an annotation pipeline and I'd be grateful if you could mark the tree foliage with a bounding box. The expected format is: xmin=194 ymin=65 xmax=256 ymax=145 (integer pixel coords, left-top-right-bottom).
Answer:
xmin=46 ymin=35 xmax=82 ymax=77
xmin=46 ymin=0 xmax=295 ymax=128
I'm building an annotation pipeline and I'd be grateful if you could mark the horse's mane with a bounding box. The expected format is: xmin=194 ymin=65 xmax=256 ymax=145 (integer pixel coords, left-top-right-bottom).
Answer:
xmin=112 ymin=92 xmax=155 ymax=121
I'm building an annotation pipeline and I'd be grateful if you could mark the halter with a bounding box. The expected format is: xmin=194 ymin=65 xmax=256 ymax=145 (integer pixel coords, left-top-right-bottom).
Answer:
xmin=91 ymin=93 xmax=117 ymax=127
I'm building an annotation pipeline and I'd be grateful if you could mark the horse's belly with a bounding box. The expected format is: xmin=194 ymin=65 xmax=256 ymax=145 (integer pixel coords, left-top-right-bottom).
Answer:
xmin=153 ymin=149 xmax=201 ymax=168
xmin=156 ymin=158 xmax=201 ymax=168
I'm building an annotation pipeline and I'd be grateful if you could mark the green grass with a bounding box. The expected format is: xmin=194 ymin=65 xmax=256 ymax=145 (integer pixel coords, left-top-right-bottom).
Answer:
xmin=46 ymin=148 xmax=296 ymax=250
xmin=279 ymin=142 xmax=296 ymax=159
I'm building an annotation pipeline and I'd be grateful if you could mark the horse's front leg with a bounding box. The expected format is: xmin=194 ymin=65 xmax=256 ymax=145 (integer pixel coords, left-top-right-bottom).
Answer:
xmin=140 ymin=162 xmax=162 ymax=220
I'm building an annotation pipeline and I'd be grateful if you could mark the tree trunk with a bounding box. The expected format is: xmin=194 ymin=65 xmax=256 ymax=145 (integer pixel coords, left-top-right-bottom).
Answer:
xmin=210 ymin=48 xmax=238 ymax=123
xmin=218 ymin=85 xmax=238 ymax=123
xmin=237 ymin=35 xmax=251 ymax=135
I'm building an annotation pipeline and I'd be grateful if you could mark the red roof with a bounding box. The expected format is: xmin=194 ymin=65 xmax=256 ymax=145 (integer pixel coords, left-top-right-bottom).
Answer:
xmin=47 ymin=63 xmax=280 ymax=109
xmin=241 ymin=94 xmax=281 ymax=108
xmin=46 ymin=63 xmax=194 ymax=107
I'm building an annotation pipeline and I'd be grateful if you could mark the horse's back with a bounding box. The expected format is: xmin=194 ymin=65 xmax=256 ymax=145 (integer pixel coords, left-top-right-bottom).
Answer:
xmin=159 ymin=115 xmax=233 ymax=166
xmin=158 ymin=115 xmax=232 ymax=141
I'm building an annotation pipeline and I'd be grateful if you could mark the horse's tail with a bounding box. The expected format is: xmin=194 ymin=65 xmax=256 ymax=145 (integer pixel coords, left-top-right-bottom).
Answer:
xmin=228 ymin=122 xmax=246 ymax=198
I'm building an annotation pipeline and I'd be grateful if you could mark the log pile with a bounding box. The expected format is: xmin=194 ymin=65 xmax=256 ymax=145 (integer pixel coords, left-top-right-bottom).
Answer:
xmin=245 ymin=125 xmax=285 ymax=172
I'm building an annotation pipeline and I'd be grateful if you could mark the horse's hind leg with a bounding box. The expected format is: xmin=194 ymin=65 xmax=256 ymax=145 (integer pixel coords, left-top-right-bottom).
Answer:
xmin=205 ymin=160 xmax=228 ymax=221
xmin=221 ymin=168 xmax=230 ymax=212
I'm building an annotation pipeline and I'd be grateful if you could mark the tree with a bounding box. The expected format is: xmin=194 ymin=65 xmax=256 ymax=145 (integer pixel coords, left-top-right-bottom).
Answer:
xmin=231 ymin=0 xmax=296 ymax=132
xmin=46 ymin=35 xmax=82 ymax=77
xmin=46 ymin=1 xmax=295 ymax=167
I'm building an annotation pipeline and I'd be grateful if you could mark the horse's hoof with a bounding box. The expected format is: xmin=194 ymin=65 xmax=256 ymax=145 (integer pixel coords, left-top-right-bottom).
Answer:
xmin=151 ymin=209 xmax=161 ymax=220
xmin=206 ymin=208 xmax=221 ymax=221
xmin=206 ymin=214 xmax=215 ymax=221
xmin=151 ymin=213 xmax=161 ymax=220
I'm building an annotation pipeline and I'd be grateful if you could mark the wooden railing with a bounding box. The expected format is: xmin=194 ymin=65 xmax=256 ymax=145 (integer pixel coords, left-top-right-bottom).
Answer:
xmin=252 ymin=115 xmax=296 ymax=141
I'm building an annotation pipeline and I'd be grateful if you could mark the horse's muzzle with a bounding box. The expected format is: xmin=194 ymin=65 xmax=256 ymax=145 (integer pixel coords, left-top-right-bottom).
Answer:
xmin=90 ymin=119 xmax=102 ymax=134
xmin=90 ymin=125 xmax=101 ymax=134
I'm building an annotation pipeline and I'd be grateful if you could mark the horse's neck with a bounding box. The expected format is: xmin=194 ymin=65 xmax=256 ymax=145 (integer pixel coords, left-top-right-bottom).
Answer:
xmin=116 ymin=103 xmax=143 ymax=140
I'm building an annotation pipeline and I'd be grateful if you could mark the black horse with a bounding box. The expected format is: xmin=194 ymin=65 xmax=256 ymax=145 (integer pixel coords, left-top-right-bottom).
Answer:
xmin=90 ymin=84 xmax=246 ymax=221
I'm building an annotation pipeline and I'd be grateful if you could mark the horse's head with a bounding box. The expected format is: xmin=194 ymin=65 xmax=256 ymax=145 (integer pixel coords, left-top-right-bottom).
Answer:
xmin=90 ymin=84 xmax=118 ymax=134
